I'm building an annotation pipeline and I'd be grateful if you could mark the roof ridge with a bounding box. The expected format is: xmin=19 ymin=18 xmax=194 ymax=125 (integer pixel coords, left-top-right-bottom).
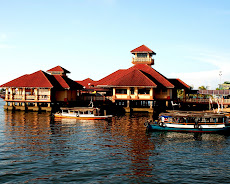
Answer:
xmin=130 ymin=45 xmax=155 ymax=54
xmin=137 ymin=69 xmax=158 ymax=86
xmin=54 ymin=75 xmax=70 ymax=89
xmin=96 ymin=69 xmax=126 ymax=85
xmin=47 ymin=65 xmax=70 ymax=73
xmin=133 ymin=64 xmax=174 ymax=88
xmin=39 ymin=70 xmax=54 ymax=88
xmin=108 ymin=68 xmax=157 ymax=87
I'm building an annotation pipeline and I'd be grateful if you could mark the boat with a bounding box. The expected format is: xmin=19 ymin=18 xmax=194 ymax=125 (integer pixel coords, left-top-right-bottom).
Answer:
xmin=145 ymin=111 xmax=230 ymax=133
xmin=54 ymin=106 xmax=113 ymax=120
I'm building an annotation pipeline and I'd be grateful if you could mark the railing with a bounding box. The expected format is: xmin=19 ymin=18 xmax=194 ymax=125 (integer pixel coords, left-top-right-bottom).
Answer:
xmin=132 ymin=57 xmax=154 ymax=63
xmin=180 ymin=98 xmax=230 ymax=104
xmin=26 ymin=95 xmax=36 ymax=100
xmin=82 ymin=96 xmax=113 ymax=101
xmin=5 ymin=94 xmax=50 ymax=101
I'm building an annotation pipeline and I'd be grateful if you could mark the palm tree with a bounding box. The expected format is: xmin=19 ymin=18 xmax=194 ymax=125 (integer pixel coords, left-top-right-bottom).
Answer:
xmin=198 ymin=86 xmax=207 ymax=90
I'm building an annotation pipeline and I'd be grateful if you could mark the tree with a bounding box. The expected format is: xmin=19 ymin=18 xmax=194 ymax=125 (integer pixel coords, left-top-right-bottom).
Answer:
xmin=198 ymin=86 xmax=207 ymax=90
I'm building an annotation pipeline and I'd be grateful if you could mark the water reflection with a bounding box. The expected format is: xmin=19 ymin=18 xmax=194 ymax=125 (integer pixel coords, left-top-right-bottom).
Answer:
xmin=1 ymin=108 xmax=230 ymax=183
xmin=103 ymin=115 xmax=156 ymax=178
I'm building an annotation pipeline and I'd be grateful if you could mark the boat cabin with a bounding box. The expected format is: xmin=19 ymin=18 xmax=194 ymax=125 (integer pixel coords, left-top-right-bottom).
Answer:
xmin=159 ymin=113 xmax=228 ymax=125
xmin=60 ymin=107 xmax=100 ymax=117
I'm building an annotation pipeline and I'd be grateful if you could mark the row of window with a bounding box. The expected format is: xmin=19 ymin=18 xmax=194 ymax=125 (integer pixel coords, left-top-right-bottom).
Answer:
xmin=115 ymin=88 xmax=168 ymax=94
xmin=116 ymin=88 xmax=150 ymax=94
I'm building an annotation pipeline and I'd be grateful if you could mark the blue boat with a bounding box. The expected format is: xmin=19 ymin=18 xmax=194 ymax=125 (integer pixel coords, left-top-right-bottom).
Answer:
xmin=145 ymin=112 xmax=230 ymax=133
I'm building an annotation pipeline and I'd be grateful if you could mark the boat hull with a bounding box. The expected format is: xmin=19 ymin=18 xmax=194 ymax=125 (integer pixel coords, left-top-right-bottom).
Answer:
xmin=147 ymin=124 xmax=230 ymax=133
xmin=54 ymin=114 xmax=112 ymax=120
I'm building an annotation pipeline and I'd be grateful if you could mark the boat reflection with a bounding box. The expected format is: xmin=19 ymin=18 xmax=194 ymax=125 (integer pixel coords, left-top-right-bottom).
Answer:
xmin=147 ymin=131 xmax=228 ymax=143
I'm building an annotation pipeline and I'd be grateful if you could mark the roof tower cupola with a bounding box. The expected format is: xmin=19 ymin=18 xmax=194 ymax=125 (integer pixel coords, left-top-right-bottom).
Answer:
xmin=130 ymin=45 xmax=156 ymax=66
xmin=47 ymin=66 xmax=70 ymax=76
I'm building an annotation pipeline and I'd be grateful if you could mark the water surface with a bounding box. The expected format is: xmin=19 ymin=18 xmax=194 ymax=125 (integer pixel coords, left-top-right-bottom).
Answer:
xmin=0 ymin=99 xmax=230 ymax=183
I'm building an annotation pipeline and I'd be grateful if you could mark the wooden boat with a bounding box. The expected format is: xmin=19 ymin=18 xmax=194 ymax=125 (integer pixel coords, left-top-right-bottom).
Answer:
xmin=54 ymin=107 xmax=112 ymax=120
xmin=145 ymin=111 xmax=230 ymax=133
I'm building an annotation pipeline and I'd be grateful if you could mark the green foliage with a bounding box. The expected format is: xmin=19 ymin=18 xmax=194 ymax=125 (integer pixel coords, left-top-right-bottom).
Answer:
xmin=198 ymin=86 xmax=207 ymax=90
xmin=224 ymin=81 xmax=230 ymax=84
xmin=177 ymin=89 xmax=184 ymax=99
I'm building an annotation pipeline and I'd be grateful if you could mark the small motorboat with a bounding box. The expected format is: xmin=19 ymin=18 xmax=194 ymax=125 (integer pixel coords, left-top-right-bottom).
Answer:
xmin=54 ymin=107 xmax=112 ymax=120
xmin=145 ymin=111 xmax=230 ymax=133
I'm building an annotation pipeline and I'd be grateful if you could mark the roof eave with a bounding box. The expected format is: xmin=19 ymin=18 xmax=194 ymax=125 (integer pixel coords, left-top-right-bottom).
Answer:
xmin=98 ymin=85 xmax=157 ymax=88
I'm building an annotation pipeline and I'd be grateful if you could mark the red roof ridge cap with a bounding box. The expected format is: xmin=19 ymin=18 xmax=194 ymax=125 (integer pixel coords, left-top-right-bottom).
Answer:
xmin=109 ymin=68 xmax=157 ymax=87
xmin=54 ymin=75 xmax=70 ymax=89
xmin=39 ymin=70 xmax=54 ymax=88
xmin=130 ymin=45 xmax=156 ymax=54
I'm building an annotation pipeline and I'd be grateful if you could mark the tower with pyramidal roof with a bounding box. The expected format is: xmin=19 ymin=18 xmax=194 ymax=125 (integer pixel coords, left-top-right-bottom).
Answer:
xmin=131 ymin=45 xmax=156 ymax=66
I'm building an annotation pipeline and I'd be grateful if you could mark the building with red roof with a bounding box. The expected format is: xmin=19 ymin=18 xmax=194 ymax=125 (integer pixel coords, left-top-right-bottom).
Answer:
xmin=0 ymin=66 xmax=82 ymax=111
xmin=1 ymin=45 xmax=191 ymax=113
xmin=78 ymin=45 xmax=191 ymax=112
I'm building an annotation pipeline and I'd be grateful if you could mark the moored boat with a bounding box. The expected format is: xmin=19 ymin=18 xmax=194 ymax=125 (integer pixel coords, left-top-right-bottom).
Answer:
xmin=145 ymin=111 xmax=230 ymax=133
xmin=54 ymin=107 xmax=112 ymax=120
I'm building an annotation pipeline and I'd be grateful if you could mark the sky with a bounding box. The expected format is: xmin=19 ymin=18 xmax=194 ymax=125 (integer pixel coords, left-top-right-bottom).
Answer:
xmin=0 ymin=0 xmax=230 ymax=89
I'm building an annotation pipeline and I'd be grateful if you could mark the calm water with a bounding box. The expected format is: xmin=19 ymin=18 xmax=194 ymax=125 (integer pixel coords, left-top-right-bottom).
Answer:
xmin=1 ymin=99 xmax=230 ymax=183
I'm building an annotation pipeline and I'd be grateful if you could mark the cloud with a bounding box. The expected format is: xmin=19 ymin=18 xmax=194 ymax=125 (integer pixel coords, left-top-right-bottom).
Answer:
xmin=170 ymin=51 xmax=230 ymax=89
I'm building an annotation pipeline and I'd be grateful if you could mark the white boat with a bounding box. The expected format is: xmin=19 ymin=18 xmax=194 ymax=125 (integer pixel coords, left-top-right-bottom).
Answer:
xmin=145 ymin=111 xmax=230 ymax=133
xmin=54 ymin=107 xmax=112 ymax=120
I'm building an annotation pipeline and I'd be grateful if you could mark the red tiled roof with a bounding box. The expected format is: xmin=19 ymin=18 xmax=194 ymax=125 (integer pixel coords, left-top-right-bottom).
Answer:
xmin=0 ymin=70 xmax=83 ymax=90
xmin=55 ymin=75 xmax=83 ymax=90
xmin=96 ymin=64 xmax=174 ymax=88
xmin=131 ymin=45 xmax=156 ymax=54
xmin=168 ymin=79 xmax=191 ymax=90
xmin=176 ymin=79 xmax=191 ymax=89
xmin=132 ymin=64 xmax=174 ymax=88
xmin=0 ymin=70 xmax=54 ymax=88
xmin=76 ymin=78 xmax=95 ymax=89
xmin=54 ymin=75 xmax=70 ymax=89
xmin=108 ymin=69 xmax=157 ymax=87
xmin=95 ymin=69 xmax=126 ymax=86
xmin=47 ymin=65 xmax=70 ymax=73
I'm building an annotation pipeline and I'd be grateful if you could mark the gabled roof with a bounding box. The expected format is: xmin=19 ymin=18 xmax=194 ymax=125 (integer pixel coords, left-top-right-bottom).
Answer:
xmin=0 ymin=70 xmax=83 ymax=90
xmin=96 ymin=64 xmax=175 ymax=88
xmin=54 ymin=75 xmax=83 ymax=90
xmin=132 ymin=64 xmax=174 ymax=88
xmin=95 ymin=69 xmax=126 ymax=86
xmin=131 ymin=45 xmax=156 ymax=54
xmin=168 ymin=79 xmax=191 ymax=90
xmin=76 ymin=78 xmax=95 ymax=89
xmin=47 ymin=65 xmax=70 ymax=74
xmin=108 ymin=69 xmax=157 ymax=87
xmin=0 ymin=70 xmax=54 ymax=88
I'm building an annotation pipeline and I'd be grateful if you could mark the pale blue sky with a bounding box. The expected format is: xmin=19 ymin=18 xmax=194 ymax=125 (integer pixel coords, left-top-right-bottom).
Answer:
xmin=1 ymin=0 xmax=230 ymax=89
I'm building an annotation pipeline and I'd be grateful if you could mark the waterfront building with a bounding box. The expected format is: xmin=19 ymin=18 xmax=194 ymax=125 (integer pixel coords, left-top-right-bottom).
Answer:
xmin=79 ymin=45 xmax=191 ymax=112
xmin=0 ymin=66 xmax=82 ymax=111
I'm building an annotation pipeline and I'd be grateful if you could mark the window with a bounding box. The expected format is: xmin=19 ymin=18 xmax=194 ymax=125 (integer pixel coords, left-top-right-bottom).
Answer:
xmin=116 ymin=89 xmax=127 ymax=94
xmin=130 ymin=88 xmax=134 ymax=94
xmin=51 ymin=71 xmax=62 ymax=75
xmin=137 ymin=53 xmax=147 ymax=58
xmin=138 ymin=88 xmax=150 ymax=94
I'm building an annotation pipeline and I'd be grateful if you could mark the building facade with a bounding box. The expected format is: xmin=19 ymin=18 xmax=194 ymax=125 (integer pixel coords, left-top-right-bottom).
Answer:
xmin=79 ymin=45 xmax=191 ymax=112
xmin=0 ymin=66 xmax=82 ymax=111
